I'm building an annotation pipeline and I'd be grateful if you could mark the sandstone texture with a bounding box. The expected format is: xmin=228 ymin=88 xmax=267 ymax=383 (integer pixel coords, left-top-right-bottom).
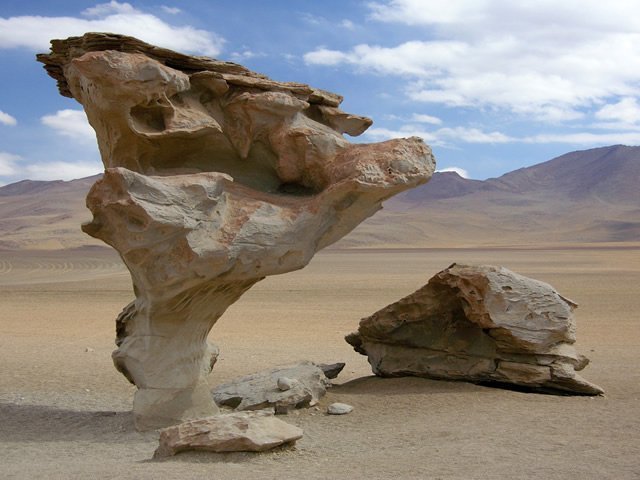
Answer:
xmin=37 ymin=33 xmax=435 ymax=430
xmin=212 ymin=361 xmax=336 ymax=413
xmin=153 ymin=410 xmax=303 ymax=457
xmin=347 ymin=264 xmax=603 ymax=395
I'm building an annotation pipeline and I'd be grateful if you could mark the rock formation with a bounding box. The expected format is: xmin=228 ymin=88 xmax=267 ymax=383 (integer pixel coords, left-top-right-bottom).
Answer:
xmin=212 ymin=361 xmax=340 ymax=413
xmin=37 ymin=33 xmax=435 ymax=430
xmin=346 ymin=264 xmax=603 ymax=395
xmin=154 ymin=410 xmax=303 ymax=457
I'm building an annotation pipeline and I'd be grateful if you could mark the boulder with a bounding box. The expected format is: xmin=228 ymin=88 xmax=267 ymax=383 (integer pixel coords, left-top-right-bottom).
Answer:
xmin=213 ymin=361 xmax=335 ymax=413
xmin=346 ymin=264 xmax=603 ymax=395
xmin=153 ymin=410 xmax=303 ymax=457
xmin=37 ymin=33 xmax=435 ymax=430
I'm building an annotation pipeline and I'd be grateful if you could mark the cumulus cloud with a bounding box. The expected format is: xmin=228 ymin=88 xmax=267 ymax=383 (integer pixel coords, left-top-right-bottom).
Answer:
xmin=0 ymin=152 xmax=20 ymax=176
xmin=0 ymin=110 xmax=17 ymax=126
xmin=305 ymin=1 xmax=640 ymax=122
xmin=303 ymin=48 xmax=351 ymax=66
xmin=41 ymin=110 xmax=95 ymax=142
xmin=0 ymin=1 xmax=224 ymax=56
xmin=82 ymin=1 xmax=136 ymax=17
xmin=437 ymin=166 xmax=469 ymax=178
xmin=595 ymin=97 xmax=640 ymax=126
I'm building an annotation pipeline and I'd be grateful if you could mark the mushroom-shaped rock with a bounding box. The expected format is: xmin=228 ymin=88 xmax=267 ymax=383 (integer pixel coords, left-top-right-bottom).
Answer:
xmin=346 ymin=264 xmax=603 ymax=395
xmin=37 ymin=33 xmax=435 ymax=430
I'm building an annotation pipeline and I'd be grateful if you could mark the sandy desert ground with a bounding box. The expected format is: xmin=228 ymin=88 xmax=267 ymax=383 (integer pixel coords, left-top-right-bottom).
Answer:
xmin=1 ymin=245 xmax=639 ymax=479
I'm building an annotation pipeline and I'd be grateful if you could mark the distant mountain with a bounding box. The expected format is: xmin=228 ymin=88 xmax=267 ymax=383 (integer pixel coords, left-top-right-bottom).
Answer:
xmin=0 ymin=175 xmax=102 ymax=250
xmin=0 ymin=146 xmax=638 ymax=250
xmin=486 ymin=145 xmax=640 ymax=204
xmin=340 ymin=144 xmax=640 ymax=247
xmin=389 ymin=171 xmax=488 ymax=204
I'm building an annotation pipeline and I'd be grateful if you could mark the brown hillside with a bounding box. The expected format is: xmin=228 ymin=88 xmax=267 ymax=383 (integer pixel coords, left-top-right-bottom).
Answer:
xmin=0 ymin=146 xmax=638 ymax=249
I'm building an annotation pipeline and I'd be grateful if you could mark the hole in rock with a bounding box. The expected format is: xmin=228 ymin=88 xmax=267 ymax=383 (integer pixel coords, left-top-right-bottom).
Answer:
xmin=136 ymin=134 xmax=323 ymax=197
xmin=277 ymin=182 xmax=317 ymax=196
xmin=130 ymin=104 xmax=168 ymax=133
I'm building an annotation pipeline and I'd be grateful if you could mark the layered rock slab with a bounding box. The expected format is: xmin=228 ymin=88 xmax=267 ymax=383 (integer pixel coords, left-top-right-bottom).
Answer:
xmin=154 ymin=410 xmax=303 ymax=457
xmin=212 ymin=361 xmax=340 ymax=413
xmin=37 ymin=33 xmax=435 ymax=430
xmin=346 ymin=264 xmax=603 ymax=395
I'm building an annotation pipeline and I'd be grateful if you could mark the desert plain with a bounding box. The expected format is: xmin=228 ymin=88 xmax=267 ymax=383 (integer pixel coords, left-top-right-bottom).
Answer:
xmin=1 ymin=244 xmax=639 ymax=479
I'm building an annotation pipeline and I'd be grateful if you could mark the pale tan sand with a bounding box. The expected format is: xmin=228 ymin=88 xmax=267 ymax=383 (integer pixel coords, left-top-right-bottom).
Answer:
xmin=1 ymin=246 xmax=639 ymax=479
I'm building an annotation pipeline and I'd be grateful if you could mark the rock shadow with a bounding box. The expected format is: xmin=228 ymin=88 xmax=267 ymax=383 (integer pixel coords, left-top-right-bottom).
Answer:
xmin=0 ymin=402 xmax=140 ymax=443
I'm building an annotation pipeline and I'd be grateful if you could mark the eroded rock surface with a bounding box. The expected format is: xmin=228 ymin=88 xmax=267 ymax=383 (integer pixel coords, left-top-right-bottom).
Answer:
xmin=153 ymin=410 xmax=303 ymax=457
xmin=37 ymin=33 xmax=435 ymax=430
xmin=212 ymin=361 xmax=336 ymax=413
xmin=347 ymin=264 xmax=603 ymax=395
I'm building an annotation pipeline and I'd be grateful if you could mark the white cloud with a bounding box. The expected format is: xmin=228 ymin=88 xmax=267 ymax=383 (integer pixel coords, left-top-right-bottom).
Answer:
xmin=0 ymin=110 xmax=17 ymax=126
xmin=595 ymin=97 xmax=640 ymax=125
xmin=341 ymin=19 xmax=355 ymax=29
xmin=368 ymin=0 xmax=488 ymax=26
xmin=437 ymin=166 xmax=469 ymax=178
xmin=24 ymin=161 xmax=103 ymax=181
xmin=365 ymin=125 xmax=513 ymax=146
xmin=0 ymin=152 xmax=20 ymax=176
xmin=0 ymin=1 xmax=224 ymax=56
xmin=41 ymin=109 xmax=95 ymax=142
xmin=82 ymin=1 xmax=136 ymax=17
xmin=367 ymin=120 xmax=640 ymax=146
xmin=231 ymin=49 xmax=264 ymax=61
xmin=411 ymin=113 xmax=442 ymax=125
xmin=303 ymin=48 xmax=351 ymax=66
xmin=524 ymin=131 xmax=640 ymax=145
xmin=161 ymin=6 xmax=181 ymax=15
xmin=306 ymin=1 xmax=640 ymax=123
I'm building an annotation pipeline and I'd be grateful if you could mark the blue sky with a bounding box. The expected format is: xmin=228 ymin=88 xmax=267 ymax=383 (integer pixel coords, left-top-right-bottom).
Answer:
xmin=2 ymin=0 xmax=640 ymax=184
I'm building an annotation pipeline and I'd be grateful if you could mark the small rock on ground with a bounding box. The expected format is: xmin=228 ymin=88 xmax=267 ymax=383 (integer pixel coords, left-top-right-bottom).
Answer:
xmin=327 ymin=403 xmax=354 ymax=415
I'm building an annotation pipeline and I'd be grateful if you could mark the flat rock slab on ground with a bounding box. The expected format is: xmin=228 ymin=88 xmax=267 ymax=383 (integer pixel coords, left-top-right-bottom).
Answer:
xmin=212 ymin=361 xmax=343 ymax=413
xmin=154 ymin=410 xmax=303 ymax=457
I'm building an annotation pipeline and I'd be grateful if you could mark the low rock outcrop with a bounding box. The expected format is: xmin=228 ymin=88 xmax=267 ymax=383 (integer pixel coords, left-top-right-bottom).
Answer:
xmin=346 ymin=264 xmax=603 ymax=395
xmin=37 ymin=33 xmax=435 ymax=430
xmin=212 ymin=361 xmax=340 ymax=413
xmin=153 ymin=410 xmax=303 ymax=457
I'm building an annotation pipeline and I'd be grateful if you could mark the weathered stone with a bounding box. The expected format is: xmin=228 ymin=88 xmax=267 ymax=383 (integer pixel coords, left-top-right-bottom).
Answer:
xmin=327 ymin=403 xmax=354 ymax=415
xmin=213 ymin=361 xmax=333 ymax=413
xmin=317 ymin=362 xmax=346 ymax=379
xmin=37 ymin=33 xmax=434 ymax=430
xmin=347 ymin=264 xmax=603 ymax=395
xmin=277 ymin=377 xmax=296 ymax=391
xmin=153 ymin=410 xmax=303 ymax=457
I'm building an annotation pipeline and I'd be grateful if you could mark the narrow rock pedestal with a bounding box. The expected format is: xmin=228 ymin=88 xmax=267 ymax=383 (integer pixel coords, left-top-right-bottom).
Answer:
xmin=37 ymin=33 xmax=435 ymax=430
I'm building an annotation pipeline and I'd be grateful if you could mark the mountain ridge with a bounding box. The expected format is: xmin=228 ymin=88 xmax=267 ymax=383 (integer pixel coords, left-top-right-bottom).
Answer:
xmin=1 ymin=145 xmax=638 ymax=249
